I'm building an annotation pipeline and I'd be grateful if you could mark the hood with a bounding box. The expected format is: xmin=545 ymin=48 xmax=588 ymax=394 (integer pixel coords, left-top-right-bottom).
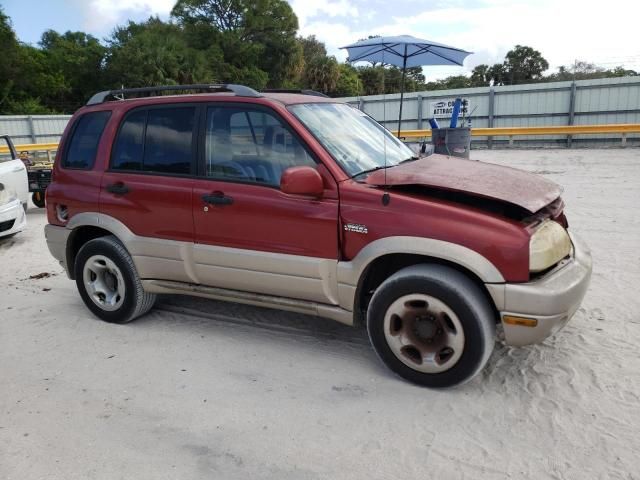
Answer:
xmin=365 ymin=154 xmax=562 ymax=214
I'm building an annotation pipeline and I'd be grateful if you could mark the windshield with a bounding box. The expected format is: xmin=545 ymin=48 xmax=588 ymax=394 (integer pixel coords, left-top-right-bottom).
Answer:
xmin=289 ymin=103 xmax=415 ymax=177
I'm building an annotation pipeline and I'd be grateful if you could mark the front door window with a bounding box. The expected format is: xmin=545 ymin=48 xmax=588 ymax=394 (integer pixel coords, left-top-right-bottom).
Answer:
xmin=205 ymin=106 xmax=315 ymax=187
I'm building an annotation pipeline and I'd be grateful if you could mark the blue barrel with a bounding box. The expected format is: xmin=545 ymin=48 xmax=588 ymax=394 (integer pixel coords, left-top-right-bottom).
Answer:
xmin=449 ymin=98 xmax=462 ymax=128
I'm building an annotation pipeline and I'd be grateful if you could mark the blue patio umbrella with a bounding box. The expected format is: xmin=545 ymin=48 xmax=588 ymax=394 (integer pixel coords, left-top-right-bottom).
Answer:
xmin=341 ymin=35 xmax=472 ymax=134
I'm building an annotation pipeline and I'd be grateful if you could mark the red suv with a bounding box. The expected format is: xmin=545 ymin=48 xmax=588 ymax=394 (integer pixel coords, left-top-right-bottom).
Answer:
xmin=45 ymin=84 xmax=592 ymax=388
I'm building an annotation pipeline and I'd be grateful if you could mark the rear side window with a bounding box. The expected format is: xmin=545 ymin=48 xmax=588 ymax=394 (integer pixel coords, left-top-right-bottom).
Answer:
xmin=62 ymin=111 xmax=111 ymax=169
xmin=111 ymin=107 xmax=195 ymax=175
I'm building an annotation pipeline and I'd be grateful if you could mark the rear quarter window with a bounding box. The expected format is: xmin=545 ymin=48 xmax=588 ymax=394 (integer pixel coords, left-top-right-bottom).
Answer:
xmin=62 ymin=111 xmax=111 ymax=169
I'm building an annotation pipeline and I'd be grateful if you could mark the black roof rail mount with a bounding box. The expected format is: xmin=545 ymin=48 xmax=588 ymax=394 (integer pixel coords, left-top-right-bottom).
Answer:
xmin=261 ymin=89 xmax=330 ymax=98
xmin=87 ymin=84 xmax=262 ymax=105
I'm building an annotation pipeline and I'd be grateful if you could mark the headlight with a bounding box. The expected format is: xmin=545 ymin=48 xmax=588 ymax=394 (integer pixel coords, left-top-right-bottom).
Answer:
xmin=0 ymin=182 xmax=18 ymax=206
xmin=529 ymin=220 xmax=572 ymax=273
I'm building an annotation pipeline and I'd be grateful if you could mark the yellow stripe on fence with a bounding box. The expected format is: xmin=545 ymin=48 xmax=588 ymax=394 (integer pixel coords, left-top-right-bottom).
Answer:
xmin=396 ymin=124 xmax=640 ymax=140
xmin=0 ymin=142 xmax=59 ymax=154
xmin=1 ymin=124 xmax=639 ymax=154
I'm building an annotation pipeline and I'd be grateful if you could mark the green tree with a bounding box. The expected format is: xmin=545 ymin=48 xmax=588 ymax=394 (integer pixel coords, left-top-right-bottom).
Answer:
xmin=469 ymin=64 xmax=490 ymax=86
xmin=438 ymin=75 xmax=470 ymax=90
xmin=354 ymin=65 xmax=419 ymax=95
xmin=503 ymin=45 xmax=549 ymax=84
xmin=357 ymin=66 xmax=385 ymax=95
xmin=303 ymin=56 xmax=340 ymax=94
xmin=0 ymin=6 xmax=21 ymax=112
xmin=172 ymin=0 xmax=301 ymax=87
xmin=0 ymin=9 xmax=64 ymax=114
xmin=546 ymin=61 xmax=639 ymax=82
xmin=405 ymin=66 xmax=425 ymax=85
xmin=298 ymin=35 xmax=327 ymax=65
xmin=104 ymin=17 xmax=217 ymax=88
xmin=609 ymin=66 xmax=639 ymax=77
xmin=331 ymin=63 xmax=361 ymax=97
xmin=379 ymin=66 xmax=422 ymax=94
xmin=39 ymin=30 xmax=107 ymax=111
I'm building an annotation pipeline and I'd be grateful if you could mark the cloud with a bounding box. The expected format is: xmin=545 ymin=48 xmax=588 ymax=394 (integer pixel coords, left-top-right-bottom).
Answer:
xmin=290 ymin=0 xmax=359 ymax=28
xmin=76 ymin=0 xmax=639 ymax=79
xmin=297 ymin=0 xmax=639 ymax=79
xmin=391 ymin=0 xmax=639 ymax=69
xmin=81 ymin=0 xmax=174 ymax=33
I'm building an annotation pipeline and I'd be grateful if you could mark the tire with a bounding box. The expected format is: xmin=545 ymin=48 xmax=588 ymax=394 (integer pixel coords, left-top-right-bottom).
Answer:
xmin=74 ymin=235 xmax=156 ymax=324
xmin=32 ymin=192 xmax=45 ymax=208
xmin=367 ymin=264 xmax=495 ymax=388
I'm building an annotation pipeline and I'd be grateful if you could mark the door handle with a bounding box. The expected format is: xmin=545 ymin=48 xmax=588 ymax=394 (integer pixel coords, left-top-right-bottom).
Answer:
xmin=12 ymin=166 xmax=23 ymax=173
xmin=202 ymin=192 xmax=233 ymax=206
xmin=106 ymin=182 xmax=130 ymax=195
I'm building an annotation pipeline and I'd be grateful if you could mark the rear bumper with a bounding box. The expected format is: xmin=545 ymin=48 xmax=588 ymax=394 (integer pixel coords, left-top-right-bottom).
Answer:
xmin=0 ymin=199 xmax=26 ymax=238
xmin=487 ymin=232 xmax=592 ymax=346
xmin=45 ymin=224 xmax=72 ymax=276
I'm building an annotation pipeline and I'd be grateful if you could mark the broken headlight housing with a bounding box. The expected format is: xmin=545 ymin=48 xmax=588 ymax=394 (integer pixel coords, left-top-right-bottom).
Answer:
xmin=529 ymin=220 xmax=572 ymax=273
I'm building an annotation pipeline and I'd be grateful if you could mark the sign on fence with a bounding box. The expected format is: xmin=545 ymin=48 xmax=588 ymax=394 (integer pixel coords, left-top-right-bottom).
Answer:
xmin=429 ymin=98 xmax=470 ymax=119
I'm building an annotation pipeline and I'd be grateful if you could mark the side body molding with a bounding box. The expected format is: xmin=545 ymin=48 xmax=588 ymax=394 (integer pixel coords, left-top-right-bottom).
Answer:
xmin=63 ymin=215 xmax=504 ymax=323
xmin=336 ymin=236 xmax=505 ymax=311
xmin=65 ymin=212 xmax=340 ymax=306
xmin=67 ymin=211 xmax=196 ymax=282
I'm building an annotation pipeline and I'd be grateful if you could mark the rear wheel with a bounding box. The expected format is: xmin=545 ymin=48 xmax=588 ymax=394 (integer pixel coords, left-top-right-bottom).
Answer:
xmin=74 ymin=235 xmax=156 ymax=323
xmin=32 ymin=191 xmax=45 ymax=208
xmin=367 ymin=264 xmax=495 ymax=388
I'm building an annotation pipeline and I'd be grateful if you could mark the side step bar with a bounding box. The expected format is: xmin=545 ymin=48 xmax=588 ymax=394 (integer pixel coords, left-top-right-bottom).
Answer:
xmin=141 ymin=279 xmax=354 ymax=326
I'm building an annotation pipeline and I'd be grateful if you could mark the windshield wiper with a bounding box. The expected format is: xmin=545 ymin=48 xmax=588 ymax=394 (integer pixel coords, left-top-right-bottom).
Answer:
xmin=352 ymin=156 xmax=418 ymax=179
xmin=352 ymin=164 xmax=394 ymax=179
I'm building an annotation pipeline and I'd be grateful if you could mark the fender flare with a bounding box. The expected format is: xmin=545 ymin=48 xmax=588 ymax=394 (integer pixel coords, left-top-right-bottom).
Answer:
xmin=336 ymin=236 xmax=504 ymax=311
xmin=66 ymin=212 xmax=193 ymax=280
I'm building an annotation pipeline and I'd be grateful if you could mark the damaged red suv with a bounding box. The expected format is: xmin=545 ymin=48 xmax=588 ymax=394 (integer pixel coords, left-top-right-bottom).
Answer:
xmin=45 ymin=84 xmax=592 ymax=388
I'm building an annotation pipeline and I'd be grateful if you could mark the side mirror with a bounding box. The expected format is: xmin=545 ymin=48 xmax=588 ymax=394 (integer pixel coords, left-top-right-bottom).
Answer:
xmin=280 ymin=166 xmax=324 ymax=197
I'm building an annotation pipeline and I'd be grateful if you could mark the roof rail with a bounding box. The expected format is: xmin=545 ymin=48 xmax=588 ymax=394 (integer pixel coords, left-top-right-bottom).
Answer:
xmin=261 ymin=89 xmax=330 ymax=98
xmin=86 ymin=84 xmax=262 ymax=105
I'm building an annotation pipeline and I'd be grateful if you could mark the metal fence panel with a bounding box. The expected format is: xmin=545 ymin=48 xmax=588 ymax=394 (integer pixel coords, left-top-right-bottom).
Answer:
xmin=0 ymin=115 xmax=71 ymax=145
xmin=2 ymin=77 xmax=639 ymax=148
xmin=341 ymin=76 xmax=640 ymax=147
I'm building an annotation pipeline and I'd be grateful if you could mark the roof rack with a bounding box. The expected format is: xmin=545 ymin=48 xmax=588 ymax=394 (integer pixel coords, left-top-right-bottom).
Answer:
xmin=261 ymin=89 xmax=330 ymax=98
xmin=86 ymin=84 xmax=262 ymax=105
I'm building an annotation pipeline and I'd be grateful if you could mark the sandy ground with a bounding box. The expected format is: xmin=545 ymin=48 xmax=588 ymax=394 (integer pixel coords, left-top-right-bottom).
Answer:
xmin=1 ymin=148 xmax=639 ymax=480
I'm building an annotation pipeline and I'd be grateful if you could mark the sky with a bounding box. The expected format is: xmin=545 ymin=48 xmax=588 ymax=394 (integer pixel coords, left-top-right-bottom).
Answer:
xmin=3 ymin=0 xmax=640 ymax=81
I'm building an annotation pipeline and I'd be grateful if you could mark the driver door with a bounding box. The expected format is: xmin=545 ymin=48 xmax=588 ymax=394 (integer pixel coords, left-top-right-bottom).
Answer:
xmin=191 ymin=104 xmax=340 ymax=305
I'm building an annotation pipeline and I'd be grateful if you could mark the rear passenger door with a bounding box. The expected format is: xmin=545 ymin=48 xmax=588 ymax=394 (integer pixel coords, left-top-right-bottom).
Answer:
xmin=100 ymin=104 xmax=199 ymax=283
xmin=191 ymin=104 xmax=340 ymax=304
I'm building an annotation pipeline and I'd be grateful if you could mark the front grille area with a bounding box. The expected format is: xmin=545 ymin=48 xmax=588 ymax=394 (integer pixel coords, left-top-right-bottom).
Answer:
xmin=0 ymin=219 xmax=15 ymax=233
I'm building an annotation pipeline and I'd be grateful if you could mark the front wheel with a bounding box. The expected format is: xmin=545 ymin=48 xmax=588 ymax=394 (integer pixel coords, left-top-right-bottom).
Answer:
xmin=74 ymin=235 xmax=156 ymax=323
xmin=367 ymin=264 xmax=496 ymax=388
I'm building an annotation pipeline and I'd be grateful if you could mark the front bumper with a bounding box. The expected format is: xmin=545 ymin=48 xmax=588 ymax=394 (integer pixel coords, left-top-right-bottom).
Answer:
xmin=45 ymin=224 xmax=72 ymax=276
xmin=486 ymin=232 xmax=592 ymax=346
xmin=0 ymin=199 xmax=27 ymax=238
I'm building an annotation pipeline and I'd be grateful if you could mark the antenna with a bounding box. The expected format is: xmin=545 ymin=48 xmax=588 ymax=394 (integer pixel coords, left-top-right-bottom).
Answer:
xmin=382 ymin=48 xmax=388 ymax=193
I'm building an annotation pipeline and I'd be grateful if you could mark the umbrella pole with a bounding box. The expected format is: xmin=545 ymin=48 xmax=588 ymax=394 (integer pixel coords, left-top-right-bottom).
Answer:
xmin=397 ymin=45 xmax=408 ymax=137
